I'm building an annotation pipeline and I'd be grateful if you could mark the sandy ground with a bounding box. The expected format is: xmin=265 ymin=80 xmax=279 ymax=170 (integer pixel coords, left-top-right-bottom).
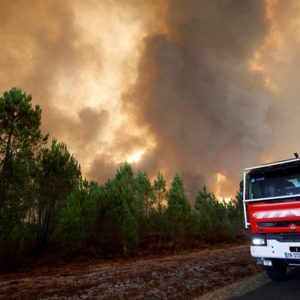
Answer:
xmin=0 ymin=245 xmax=263 ymax=300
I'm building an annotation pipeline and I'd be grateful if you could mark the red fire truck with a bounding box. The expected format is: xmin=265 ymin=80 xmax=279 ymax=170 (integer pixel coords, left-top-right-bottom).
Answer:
xmin=243 ymin=156 xmax=300 ymax=280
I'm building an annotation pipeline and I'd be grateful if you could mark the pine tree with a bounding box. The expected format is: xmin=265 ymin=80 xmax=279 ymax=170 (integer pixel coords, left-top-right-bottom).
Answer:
xmin=167 ymin=174 xmax=191 ymax=244
xmin=56 ymin=180 xmax=102 ymax=247
xmin=153 ymin=172 xmax=167 ymax=211
xmin=103 ymin=163 xmax=139 ymax=253
xmin=0 ymin=88 xmax=48 ymax=261
xmin=0 ymin=88 xmax=48 ymax=207
xmin=134 ymin=171 xmax=153 ymax=219
xmin=167 ymin=174 xmax=190 ymax=218
xmin=195 ymin=186 xmax=215 ymax=241
xmin=35 ymin=139 xmax=81 ymax=248
xmin=195 ymin=185 xmax=211 ymax=212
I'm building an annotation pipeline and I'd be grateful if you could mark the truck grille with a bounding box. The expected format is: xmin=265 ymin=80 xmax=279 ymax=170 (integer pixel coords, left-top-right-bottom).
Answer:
xmin=257 ymin=221 xmax=300 ymax=228
xmin=266 ymin=233 xmax=300 ymax=242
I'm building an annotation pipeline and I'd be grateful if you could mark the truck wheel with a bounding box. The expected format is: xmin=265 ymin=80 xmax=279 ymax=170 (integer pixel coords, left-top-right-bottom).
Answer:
xmin=265 ymin=260 xmax=287 ymax=281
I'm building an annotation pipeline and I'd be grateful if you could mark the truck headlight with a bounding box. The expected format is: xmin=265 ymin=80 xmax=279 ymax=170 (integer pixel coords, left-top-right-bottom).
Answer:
xmin=252 ymin=235 xmax=266 ymax=246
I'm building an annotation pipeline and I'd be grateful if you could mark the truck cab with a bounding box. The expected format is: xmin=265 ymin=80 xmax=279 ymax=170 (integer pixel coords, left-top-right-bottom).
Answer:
xmin=243 ymin=158 xmax=300 ymax=280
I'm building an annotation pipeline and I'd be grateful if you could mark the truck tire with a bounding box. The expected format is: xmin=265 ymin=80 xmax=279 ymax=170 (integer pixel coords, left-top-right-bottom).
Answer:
xmin=265 ymin=260 xmax=287 ymax=281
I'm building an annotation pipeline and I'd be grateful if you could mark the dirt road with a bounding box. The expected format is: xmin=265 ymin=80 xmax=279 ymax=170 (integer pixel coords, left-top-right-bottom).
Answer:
xmin=0 ymin=245 xmax=262 ymax=299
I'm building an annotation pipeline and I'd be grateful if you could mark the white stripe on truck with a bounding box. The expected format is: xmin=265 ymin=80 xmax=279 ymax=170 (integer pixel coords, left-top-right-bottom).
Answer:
xmin=253 ymin=209 xmax=300 ymax=219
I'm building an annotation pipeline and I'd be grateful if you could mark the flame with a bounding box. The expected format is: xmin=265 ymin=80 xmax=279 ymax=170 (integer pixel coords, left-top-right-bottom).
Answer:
xmin=214 ymin=172 xmax=232 ymax=202
xmin=127 ymin=149 xmax=145 ymax=164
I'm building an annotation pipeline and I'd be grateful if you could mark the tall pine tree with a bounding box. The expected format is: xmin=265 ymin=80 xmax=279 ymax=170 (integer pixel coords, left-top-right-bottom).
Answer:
xmin=167 ymin=174 xmax=191 ymax=244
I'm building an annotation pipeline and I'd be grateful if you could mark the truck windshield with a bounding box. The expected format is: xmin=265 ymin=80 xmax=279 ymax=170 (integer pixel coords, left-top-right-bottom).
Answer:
xmin=248 ymin=166 xmax=300 ymax=199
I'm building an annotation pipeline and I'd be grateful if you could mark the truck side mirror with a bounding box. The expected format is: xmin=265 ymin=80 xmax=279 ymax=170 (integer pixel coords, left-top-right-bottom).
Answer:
xmin=240 ymin=180 xmax=243 ymax=200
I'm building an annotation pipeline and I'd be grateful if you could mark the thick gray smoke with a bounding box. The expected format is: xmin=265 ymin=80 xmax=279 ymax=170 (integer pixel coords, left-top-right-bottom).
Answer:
xmin=0 ymin=0 xmax=284 ymax=199
xmin=125 ymin=0 xmax=272 ymax=197
xmin=0 ymin=0 xmax=105 ymax=150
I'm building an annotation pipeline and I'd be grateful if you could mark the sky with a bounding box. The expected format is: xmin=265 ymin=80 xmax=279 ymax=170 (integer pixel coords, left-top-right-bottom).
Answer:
xmin=1 ymin=0 xmax=300 ymax=200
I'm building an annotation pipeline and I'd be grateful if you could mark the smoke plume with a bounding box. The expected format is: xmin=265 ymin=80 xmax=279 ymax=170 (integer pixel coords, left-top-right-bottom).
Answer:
xmin=1 ymin=0 xmax=299 ymax=199
xmin=125 ymin=0 xmax=272 ymax=197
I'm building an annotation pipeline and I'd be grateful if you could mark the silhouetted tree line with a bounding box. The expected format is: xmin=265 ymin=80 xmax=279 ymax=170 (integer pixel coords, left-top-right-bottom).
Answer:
xmin=0 ymin=88 xmax=244 ymax=270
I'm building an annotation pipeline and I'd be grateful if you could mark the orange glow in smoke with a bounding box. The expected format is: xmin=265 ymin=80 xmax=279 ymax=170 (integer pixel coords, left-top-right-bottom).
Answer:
xmin=215 ymin=173 xmax=232 ymax=202
xmin=127 ymin=149 xmax=146 ymax=164
xmin=248 ymin=0 xmax=281 ymax=93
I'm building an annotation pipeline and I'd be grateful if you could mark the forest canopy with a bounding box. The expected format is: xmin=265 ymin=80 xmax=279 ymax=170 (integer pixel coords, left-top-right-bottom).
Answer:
xmin=0 ymin=88 xmax=244 ymax=271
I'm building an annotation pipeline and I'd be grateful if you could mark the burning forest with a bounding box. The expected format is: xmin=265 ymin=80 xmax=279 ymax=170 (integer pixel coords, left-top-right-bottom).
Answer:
xmin=1 ymin=0 xmax=299 ymax=200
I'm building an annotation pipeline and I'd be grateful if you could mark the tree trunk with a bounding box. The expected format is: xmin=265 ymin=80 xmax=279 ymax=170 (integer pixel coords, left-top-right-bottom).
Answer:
xmin=0 ymin=132 xmax=12 ymax=208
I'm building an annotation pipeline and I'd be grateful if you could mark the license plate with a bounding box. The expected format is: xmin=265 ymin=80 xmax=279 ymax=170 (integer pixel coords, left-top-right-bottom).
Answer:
xmin=285 ymin=252 xmax=300 ymax=259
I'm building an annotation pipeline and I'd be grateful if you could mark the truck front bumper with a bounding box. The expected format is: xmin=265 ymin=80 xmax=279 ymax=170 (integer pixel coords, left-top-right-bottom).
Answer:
xmin=251 ymin=239 xmax=300 ymax=260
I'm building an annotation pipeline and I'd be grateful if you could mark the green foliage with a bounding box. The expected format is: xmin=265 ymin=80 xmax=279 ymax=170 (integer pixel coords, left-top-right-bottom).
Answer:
xmin=195 ymin=186 xmax=238 ymax=242
xmin=144 ymin=172 xmax=168 ymax=241
xmin=0 ymin=88 xmax=47 ymax=263
xmin=167 ymin=174 xmax=190 ymax=216
xmin=0 ymin=88 xmax=47 ymax=206
xmin=35 ymin=139 xmax=81 ymax=248
xmin=120 ymin=198 xmax=138 ymax=252
xmin=226 ymin=192 xmax=244 ymax=231
xmin=167 ymin=174 xmax=191 ymax=244
xmin=55 ymin=180 xmax=102 ymax=247
xmin=134 ymin=171 xmax=153 ymax=221
xmin=0 ymin=87 xmax=244 ymax=268
xmin=153 ymin=171 xmax=166 ymax=211
xmin=0 ymin=88 xmax=45 ymax=158
xmin=101 ymin=163 xmax=139 ymax=253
